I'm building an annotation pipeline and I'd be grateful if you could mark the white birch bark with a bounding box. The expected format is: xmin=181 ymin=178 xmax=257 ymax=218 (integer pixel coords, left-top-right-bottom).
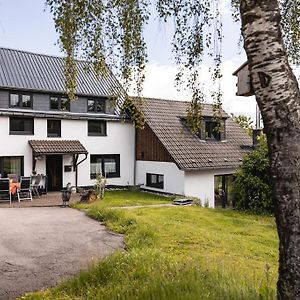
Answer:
xmin=240 ymin=0 xmax=300 ymax=298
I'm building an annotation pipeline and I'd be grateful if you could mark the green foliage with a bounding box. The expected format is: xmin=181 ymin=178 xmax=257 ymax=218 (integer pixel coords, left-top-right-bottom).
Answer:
xmin=233 ymin=134 xmax=273 ymax=214
xmin=46 ymin=0 xmax=300 ymax=132
xmin=23 ymin=192 xmax=278 ymax=299
xmin=231 ymin=113 xmax=253 ymax=136
xmin=122 ymin=96 xmax=145 ymax=129
xmin=186 ymin=97 xmax=203 ymax=134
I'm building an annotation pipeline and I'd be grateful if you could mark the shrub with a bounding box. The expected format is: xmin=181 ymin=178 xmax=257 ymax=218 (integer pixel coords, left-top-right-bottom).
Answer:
xmin=233 ymin=134 xmax=273 ymax=214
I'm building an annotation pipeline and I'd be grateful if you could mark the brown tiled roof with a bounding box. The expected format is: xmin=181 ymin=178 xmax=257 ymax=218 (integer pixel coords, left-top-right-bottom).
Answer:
xmin=29 ymin=140 xmax=88 ymax=155
xmin=141 ymin=97 xmax=253 ymax=171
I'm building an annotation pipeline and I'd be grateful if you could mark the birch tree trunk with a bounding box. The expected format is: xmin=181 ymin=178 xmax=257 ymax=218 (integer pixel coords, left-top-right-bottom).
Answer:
xmin=240 ymin=1 xmax=300 ymax=298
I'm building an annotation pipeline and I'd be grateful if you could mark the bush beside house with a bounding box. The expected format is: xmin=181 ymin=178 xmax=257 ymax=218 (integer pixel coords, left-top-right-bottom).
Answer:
xmin=233 ymin=134 xmax=273 ymax=214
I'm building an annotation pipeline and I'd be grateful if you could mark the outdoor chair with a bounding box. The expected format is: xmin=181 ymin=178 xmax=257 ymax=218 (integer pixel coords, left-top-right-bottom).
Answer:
xmin=0 ymin=178 xmax=11 ymax=204
xmin=31 ymin=175 xmax=42 ymax=198
xmin=17 ymin=177 xmax=32 ymax=202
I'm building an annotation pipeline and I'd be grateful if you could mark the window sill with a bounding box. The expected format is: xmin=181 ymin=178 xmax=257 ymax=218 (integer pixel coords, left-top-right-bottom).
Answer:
xmin=88 ymin=134 xmax=107 ymax=137
xmin=9 ymin=132 xmax=34 ymax=135
xmin=90 ymin=174 xmax=120 ymax=179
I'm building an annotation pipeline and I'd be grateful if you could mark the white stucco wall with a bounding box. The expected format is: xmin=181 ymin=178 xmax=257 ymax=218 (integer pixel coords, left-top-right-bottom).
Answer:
xmin=184 ymin=168 xmax=236 ymax=208
xmin=0 ymin=116 xmax=135 ymax=187
xmin=136 ymin=160 xmax=185 ymax=195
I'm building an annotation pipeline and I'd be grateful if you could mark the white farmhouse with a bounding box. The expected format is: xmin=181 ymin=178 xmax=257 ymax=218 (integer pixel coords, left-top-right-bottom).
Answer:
xmin=0 ymin=47 xmax=135 ymax=191
xmin=0 ymin=47 xmax=252 ymax=207
xmin=135 ymin=98 xmax=253 ymax=208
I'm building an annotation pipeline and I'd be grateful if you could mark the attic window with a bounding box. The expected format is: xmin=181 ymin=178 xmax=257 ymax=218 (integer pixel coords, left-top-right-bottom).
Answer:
xmin=205 ymin=121 xmax=221 ymax=140
xmin=181 ymin=116 xmax=225 ymax=141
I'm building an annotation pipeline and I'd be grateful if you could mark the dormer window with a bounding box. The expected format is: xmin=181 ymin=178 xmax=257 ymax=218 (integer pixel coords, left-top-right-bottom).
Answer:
xmin=205 ymin=120 xmax=221 ymax=140
xmin=201 ymin=118 xmax=225 ymax=141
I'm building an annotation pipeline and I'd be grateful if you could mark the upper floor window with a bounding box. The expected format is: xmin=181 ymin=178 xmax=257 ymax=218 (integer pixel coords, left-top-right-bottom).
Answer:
xmin=47 ymin=120 xmax=61 ymax=137
xmin=88 ymin=120 xmax=107 ymax=136
xmin=10 ymin=93 xmax=32 ymax=109
xmin=9 ymin=117 xmax=34 ymax=135
xmin=205 ymin=121 xmax=221 ymax=140
xmin=87 ymin=98 xmax=106 ymax=113
xmin=50 ymin=96 xmax=70 ymax=111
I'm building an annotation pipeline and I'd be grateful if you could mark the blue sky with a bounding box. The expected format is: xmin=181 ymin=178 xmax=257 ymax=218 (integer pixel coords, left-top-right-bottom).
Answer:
xmin=0 ymin=0 xmax=256 ymax=120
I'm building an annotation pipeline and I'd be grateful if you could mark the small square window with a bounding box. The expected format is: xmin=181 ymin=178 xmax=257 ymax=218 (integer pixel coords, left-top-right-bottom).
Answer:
xmin=61 ymin=97 xmax=69 ymax=111
xmin=50 ymin=97 xmax=59 ymax=110
xmin=87 ymin=98 xmax=106 ymax=113
xmin=205 ymin=121 xmax=221 ymax=140
xmin=87 ymin=100 xmax=95 ymax=112
xmin=50 ymin=96 xmax=70 ymax=111
xmin=146 ymin=173 xmax=164 ymax=189
xmin=21 ymin=95 xmax=31 ymax=108
xmin=88 ymin=120 xmax=107 ymax=136
xmin=47 ymin=120 xmax=61 ymax=137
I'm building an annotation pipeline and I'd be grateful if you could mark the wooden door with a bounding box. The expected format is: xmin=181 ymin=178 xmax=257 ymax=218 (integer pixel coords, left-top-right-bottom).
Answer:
xmin=46 ymin=155 xmax=62 ymax=191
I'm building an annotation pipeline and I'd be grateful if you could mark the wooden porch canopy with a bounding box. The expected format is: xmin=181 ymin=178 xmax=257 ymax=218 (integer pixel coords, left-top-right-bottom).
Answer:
xmin=29 ymin=140 xmax=88 ymax=156
xmin=29 ymin=140 xmax=88 ymax=187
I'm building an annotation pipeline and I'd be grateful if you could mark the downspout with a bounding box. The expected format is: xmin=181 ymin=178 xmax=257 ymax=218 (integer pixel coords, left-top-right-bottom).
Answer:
xmin=133 ymin=128 xmax=137 ymax=186
xmin=73 ymin=153 xmax=88 ymax=189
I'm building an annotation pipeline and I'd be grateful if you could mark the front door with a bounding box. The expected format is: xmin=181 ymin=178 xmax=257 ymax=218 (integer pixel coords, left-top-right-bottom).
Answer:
xmin=46 ymin=155 xmax=62 ymax=191
xmin=214 ymin=175 xmax=234 ymax=208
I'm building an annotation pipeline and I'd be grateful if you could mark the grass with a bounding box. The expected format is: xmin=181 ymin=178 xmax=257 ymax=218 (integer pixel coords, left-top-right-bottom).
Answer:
xmin=21 ymin=190 xmax=278 ymax=300
xmin=75 ymin=190 xmax=175 ymax=209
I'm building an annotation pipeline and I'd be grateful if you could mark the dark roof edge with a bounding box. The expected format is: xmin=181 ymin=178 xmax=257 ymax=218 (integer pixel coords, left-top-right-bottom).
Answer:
xmin=182 ymin=165 xmax=240 ymax=172
xmin=0 ymin=46 xmax=89 ymax=63
xmin=131 ymin=95 xmax=221 ymax=106
xmin=232 ymin=61 xmax=249 ymax=76
xmin=0 ymin=109 xmax=130 ymax=122
xmin=0 ymin=85 xmax=120 ymax=99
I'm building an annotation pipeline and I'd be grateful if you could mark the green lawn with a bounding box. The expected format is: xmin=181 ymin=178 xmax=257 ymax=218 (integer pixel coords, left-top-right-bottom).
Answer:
xmin=75 ymin=190 xmax=175 ymax=209
xmin=22 ymin=190 xmax=278 ymax=300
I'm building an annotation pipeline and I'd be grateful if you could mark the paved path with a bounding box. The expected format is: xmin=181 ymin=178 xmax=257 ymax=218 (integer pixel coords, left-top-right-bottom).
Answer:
xmin=0 ymin=207 xmax=124 ymax=300
xmin=0 ymin=192 xmax=81 ymax=208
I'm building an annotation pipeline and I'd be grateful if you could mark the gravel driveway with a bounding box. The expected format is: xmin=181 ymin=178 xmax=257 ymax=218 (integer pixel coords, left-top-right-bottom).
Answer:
xmin=0 ymin=207 xmax=124 ymax=300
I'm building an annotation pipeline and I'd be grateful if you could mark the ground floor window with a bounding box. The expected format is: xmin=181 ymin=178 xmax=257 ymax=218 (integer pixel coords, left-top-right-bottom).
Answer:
xmin=214 ymin=174 xmax=234 ymax=208
xmin=90 ymin=154 xmax=120 ymax=179
xmin=146 ymin=173 xmax=164 ymax=189
xmin=0 ymin=156 xmax=24 ymax=178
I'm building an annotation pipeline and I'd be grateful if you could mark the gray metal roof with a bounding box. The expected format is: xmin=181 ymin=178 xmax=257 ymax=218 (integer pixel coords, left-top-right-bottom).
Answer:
xmin=141 ymin=97 xmax=253 ymax=171
xmin=0 ymin=47 xmax=125 ymax=99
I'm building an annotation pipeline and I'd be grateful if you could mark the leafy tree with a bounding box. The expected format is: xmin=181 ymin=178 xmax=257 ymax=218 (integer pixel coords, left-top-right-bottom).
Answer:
xmin=231 ymin=114 xmax=253 ymax=136
xmin=46 ymin=0 xmax=300 ymax=298
xmin=233 ymin=134 xmax=273 ymax=214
